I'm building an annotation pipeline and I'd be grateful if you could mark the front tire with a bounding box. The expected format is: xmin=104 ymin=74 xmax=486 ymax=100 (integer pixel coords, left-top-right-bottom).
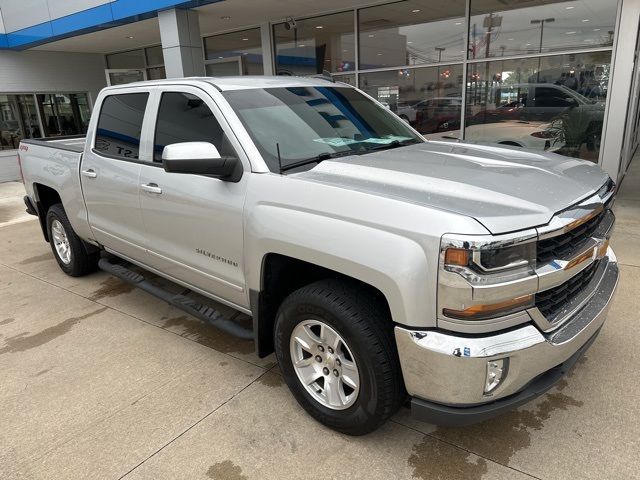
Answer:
xmin=274 ymin=279 xmax=405 ymax=435
xmin=46 ymin=203 xmax=99 ymax=277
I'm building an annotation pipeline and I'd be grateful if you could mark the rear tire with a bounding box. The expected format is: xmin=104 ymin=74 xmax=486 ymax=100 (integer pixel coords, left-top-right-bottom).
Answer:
xmin=274 ymin=279 xmax=405 ymax=435
xmin=46 ymin=203 xmax=99 ymax=277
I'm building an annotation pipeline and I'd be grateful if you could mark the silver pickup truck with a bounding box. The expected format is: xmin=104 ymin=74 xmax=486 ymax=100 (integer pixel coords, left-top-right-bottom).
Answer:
xmin=19 ymin=76 xmax=618 ymax=435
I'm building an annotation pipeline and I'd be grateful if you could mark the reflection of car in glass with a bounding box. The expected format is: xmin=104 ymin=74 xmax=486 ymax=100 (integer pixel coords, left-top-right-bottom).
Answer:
xmin=471 ymin=83 xmax=604 ymax=152
xmin=396 ymin=97 xmax=462 ymax=125
xmin=0 ymin=120 xmax=21 ymax=149
xmin=427 ymin=120 xmax=557 ymax=152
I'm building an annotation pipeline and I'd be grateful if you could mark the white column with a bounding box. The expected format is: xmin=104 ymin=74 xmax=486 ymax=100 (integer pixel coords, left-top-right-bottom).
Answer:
xmin=600 ymin=0 xmax=640 ymax=181
xmin=158 ymin=8 xmax=204 ymax=78
xmin=260 ymin=22 xmax=274 ymax=75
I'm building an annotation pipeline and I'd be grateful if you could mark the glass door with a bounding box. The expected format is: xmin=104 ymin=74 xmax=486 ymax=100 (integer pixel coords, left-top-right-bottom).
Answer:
xmin=205 ymin=57 xmax=243 ymax=76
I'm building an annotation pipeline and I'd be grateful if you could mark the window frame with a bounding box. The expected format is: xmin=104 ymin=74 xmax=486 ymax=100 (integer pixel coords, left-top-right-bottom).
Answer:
xmin=151 ymin=90 xmax=237 ymax=163
xmin=143 ymin=85 xmax=247 ymax=174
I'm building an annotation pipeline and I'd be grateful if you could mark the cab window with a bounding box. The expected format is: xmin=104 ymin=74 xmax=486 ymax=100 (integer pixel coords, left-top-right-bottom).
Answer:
xmin=95 ymin=93 xmax=149 ymax=160
xmin=153 ymin=92 xmax=235 ymax=162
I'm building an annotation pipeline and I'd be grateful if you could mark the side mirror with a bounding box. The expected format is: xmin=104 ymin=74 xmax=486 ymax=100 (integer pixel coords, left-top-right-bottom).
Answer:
xmin=162 ymin=142 xmax=242 ymax=182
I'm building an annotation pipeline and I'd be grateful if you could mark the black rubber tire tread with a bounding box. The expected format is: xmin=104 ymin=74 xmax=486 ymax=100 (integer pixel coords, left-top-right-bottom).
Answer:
xmin=275 ymin=278 xmax=406 ymax=435
xmin=46 ymin=203 xmax=99 ymax=277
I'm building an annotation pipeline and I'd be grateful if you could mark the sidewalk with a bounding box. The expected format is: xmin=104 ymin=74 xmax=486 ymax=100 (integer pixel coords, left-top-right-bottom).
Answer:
xmin=0 ymin=154 xmax=639 ymax=479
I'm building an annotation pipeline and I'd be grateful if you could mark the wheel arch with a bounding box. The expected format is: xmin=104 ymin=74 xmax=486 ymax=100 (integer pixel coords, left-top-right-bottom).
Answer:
xmin=250 ymin=252 xmax=409 ymax=358
xmin=32 ymin=183 xmax=62 ymax=242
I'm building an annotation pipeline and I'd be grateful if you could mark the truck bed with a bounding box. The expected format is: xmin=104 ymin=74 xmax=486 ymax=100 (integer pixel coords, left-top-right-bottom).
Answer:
xmin=21 ymin=135 xmax=86 ymax=153
xmin=20 ymin=134 xmax=93 ymax=242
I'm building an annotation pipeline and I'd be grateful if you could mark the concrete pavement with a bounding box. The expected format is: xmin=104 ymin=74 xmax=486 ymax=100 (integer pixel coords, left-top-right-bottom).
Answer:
xmin=1 ymin=158 xmax=639 ymax=479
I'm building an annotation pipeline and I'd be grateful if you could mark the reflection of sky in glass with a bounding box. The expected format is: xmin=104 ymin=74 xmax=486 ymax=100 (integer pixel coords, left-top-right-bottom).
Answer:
xmin=469 ymin=0 xmax=618 ymax=58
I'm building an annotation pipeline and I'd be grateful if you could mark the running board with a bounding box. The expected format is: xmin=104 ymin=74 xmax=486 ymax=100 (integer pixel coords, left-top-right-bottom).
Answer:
xmin=98 ymin=258 xmax=254 ymax=340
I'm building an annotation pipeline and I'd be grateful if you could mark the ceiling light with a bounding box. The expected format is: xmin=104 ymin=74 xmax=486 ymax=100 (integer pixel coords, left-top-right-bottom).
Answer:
xmin=407 ymin=41 xmax=413 ymax=44
xmin=218 ymin=56 xmax=223 ymax=58
xmin=566 ymin=6 xmax=574 ymax=9
xmin=368 ymin=34 xmax=375 ymax=37
xmin=242 ymin=38 xmax=249 ymax=41
xmin=220 ymin=15 xmax=231 ymax=19
xmin=594 ymin=28 xmax=601 ymax=31
xmin=455 ymin=22 xmax=462 ymax=25
xmin=412 ymin=9 xmax=421 ymax=13
xmin=299 ymin=44 xmax=306 ymax=47
xmin=377 ymin=53 xmax=382 ymax=56
xmin=125 ymin=35 xmax=134 ymax=39
xmin=316 ymin=25 xmax=323 ymax=29
xmin=582 ymin=19 xmax=590 ymax=22
xmin=566 ymin=31 xmax=577 ymax=34
xmin=508 ymin=38 xmax=514 ymax=41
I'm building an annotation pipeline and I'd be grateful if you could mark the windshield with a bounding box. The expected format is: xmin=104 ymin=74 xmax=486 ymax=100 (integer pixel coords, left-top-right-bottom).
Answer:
xmin=222 ymin=86 xmax=423 ymax=172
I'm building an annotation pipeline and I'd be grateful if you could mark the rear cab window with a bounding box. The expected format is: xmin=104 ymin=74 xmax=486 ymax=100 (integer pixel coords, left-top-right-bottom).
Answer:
xmin=94 ymin=93 xmax=149 ymax=160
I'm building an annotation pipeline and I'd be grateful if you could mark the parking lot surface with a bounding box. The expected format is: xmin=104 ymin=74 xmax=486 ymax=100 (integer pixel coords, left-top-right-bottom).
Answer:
xmin=1 ymin=159 xmax=639 ymax=480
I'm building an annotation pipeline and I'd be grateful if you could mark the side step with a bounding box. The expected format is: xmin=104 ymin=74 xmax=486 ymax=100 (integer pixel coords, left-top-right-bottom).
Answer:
xmin=98 ymin=258 xmax=254 ymax=340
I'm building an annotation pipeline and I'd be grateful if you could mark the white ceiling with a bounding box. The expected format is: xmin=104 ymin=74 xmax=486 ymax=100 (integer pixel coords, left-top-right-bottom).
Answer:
xmin=31 ymin=0 xmax=374 ymax=53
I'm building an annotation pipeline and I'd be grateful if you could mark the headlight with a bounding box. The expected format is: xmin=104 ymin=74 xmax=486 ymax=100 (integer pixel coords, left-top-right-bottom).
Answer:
xmin=443 ymin=241 xmax=536 ymax=285
xmin=439 ymin=232 xmax=537 ymax=322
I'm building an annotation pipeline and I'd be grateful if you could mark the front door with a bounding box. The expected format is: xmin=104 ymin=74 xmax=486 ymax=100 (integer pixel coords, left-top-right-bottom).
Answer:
xmin=138 ymin=87 xmax=249 ymax=308
xmin=81 ymin=91 xmax=150 ymax=260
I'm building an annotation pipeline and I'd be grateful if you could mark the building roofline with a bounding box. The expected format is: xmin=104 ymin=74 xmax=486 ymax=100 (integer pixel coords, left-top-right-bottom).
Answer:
xmin=0 ymin=0 xmax=221 ymax=51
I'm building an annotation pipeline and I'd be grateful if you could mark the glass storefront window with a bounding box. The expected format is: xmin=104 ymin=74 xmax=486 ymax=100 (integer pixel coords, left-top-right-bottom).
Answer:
xmin=0 ymin=95 xmax=43 ymax=150
xmin=147 ymin=66 xmax=166 ymax=80
xmin=359 ymin=65 xmax=464 ymax=136
xmin=0 ymin=96 xmax=24 ymax=150
xmin=145 ymin=45 xmax=164 ymax=66
xmin=0 ymin=92 xmax=90 ymax=149
xmin=204 ymin=28 xmax=264 ymax=75
xmin=333 ymin=74 xmax=356 ymax=86
xmin=359 ymin=0 xmax=466 ymax=70
xmin=274 ymin=11 xmax=355 ymax=76
xmin=37 ymin=93 xmax=91 ymax=137
xmin=106 ymin=46 xmax=165 ymax=84
xmin=469 ymin=0 xmax=618 ymax=59
xmin=106 ymin=49 xmax=145 ymax=69
xmin=465 ymin=51 xmax=611 ymax=160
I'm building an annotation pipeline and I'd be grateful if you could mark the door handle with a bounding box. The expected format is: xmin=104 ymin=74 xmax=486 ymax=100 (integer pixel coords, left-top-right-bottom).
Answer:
xmin=141 ymin=183 xmax=162 ymax=194
xmin=81 ymin=169 xmax=97 ymax=178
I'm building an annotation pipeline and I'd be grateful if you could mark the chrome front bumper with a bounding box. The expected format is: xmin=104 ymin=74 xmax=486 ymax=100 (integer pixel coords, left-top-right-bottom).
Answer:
xmin=395 ymin=249 xmax=619 ymax=409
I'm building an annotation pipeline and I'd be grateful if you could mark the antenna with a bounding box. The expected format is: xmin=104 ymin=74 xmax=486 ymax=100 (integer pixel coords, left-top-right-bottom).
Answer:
xmin=276 ymin=142 xmax=283 ymax=173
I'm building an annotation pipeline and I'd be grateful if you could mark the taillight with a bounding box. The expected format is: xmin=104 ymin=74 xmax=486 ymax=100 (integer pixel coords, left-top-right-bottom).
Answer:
xmin=530 ymin=130 xmax=554 ymax=139
xmin=17 ymin=152 xmax=25 ymax=184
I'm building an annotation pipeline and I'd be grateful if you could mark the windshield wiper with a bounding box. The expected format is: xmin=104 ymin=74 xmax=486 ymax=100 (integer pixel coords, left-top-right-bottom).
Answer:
xmin=359 ymin=138 xmax=421 ymax=154
xmin=280 ymin=150 xmax=355 ymax=173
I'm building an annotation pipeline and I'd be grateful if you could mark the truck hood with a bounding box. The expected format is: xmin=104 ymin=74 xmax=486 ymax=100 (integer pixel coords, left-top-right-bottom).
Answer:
xmin=295 ymin=141 xmax=609 ymax=234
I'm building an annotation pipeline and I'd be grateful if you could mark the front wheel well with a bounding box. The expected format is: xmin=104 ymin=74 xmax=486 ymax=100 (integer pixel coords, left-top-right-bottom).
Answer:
xmin=251 ymin=253 xmax=392 ymax=357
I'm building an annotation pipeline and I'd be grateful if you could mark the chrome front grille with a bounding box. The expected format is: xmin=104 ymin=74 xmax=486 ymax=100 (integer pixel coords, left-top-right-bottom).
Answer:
xmin=536 ymin=211 xmax=605 ymax=264
xmin=535 ymin=260 xmax=600 ymax=321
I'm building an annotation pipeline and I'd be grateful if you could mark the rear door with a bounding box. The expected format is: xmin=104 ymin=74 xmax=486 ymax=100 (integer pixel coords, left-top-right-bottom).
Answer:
xmin=81 ymin=89 xmax=150 ymax=260
xmin=138 ymin=85 xmax=250 ymax=308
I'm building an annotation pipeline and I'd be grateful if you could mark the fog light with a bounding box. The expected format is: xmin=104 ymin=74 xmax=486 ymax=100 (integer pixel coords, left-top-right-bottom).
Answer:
xmin=485 ymin=358 xmax=508 ymax=394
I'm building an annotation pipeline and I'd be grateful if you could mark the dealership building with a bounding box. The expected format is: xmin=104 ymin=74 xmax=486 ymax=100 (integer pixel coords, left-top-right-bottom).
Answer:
xmin=0 ymin=0 xmax=638 ymax=183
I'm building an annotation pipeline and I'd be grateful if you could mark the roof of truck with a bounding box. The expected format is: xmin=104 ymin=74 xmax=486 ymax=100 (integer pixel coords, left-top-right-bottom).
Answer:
xmin=105 ymin=75 xmax=345 ymax=92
